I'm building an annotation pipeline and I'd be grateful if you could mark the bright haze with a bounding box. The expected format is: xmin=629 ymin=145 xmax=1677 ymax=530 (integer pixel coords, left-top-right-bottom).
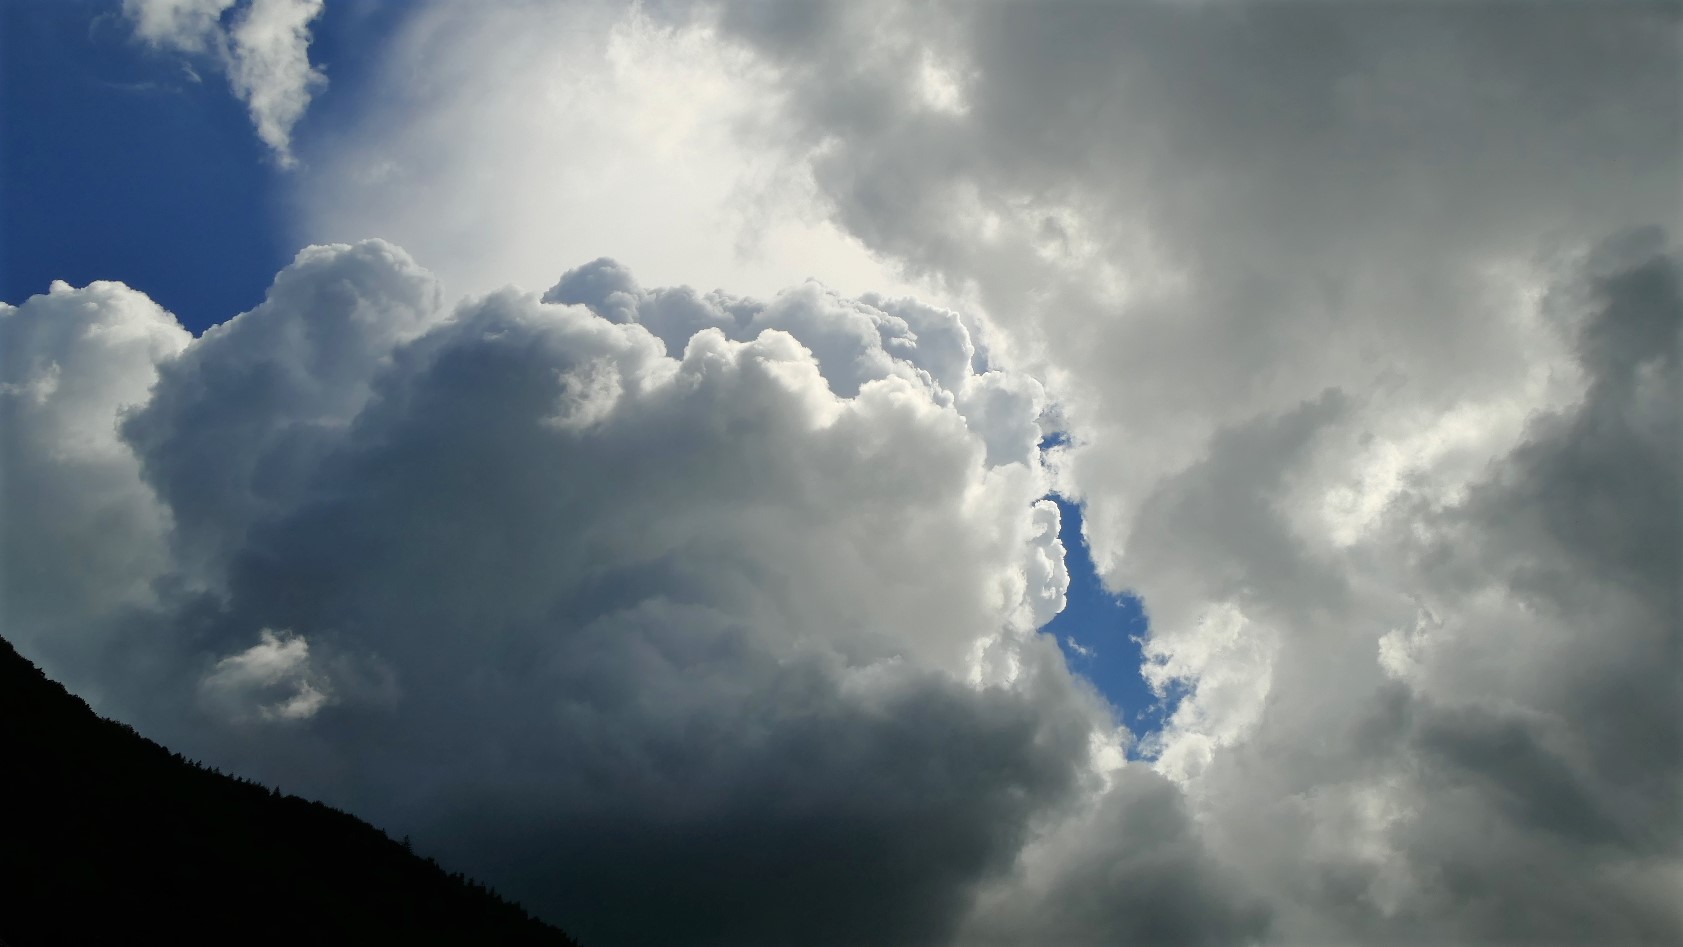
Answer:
xmin=2 ymin=1 xmax=1679 ymax=945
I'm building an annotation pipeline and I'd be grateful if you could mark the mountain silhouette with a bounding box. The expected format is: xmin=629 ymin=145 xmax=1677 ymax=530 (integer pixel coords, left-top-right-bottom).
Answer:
xmin=0 ymin=634 xmax=581 ymax=946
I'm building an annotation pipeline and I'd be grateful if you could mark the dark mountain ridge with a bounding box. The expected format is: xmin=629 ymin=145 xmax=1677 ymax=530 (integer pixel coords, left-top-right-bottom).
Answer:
xmin=0 ymin=634 xmax=581 ymax=945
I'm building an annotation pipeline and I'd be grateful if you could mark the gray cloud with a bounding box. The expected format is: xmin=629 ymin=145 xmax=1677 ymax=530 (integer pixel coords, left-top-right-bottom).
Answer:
xmin=1121 ymin=237 xmax=1683 ymax=946
xmin=700 ymin=0 xmax=1678 ymax=515
xmin=4 ymin=241 xmax=1270 ymax=945
xmin=427 ymin=650 xmax=1095 ymax=947
xmin=692 ymin=2 xmax=1682 ymax=943
xmin=960 ymin=764 xmax=1272 ymax=947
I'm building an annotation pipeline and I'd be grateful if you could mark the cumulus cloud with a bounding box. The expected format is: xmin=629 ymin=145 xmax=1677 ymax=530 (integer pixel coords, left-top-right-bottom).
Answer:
xmin=123 ymin=0 xmax=325 ymax=165
xmin=122 ymin=240 xmax=442 ymax=581
xmin=5 ymin=241 xmax=1264 ymax=945
xmin=0 ymin=279 xmax=189 ymax=699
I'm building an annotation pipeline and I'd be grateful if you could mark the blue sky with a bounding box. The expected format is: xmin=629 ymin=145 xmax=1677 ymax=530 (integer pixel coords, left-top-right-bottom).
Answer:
xmin=1 ymin=1 xmax=290 ymax=333
xmin=1044 ymin=496 xmax=1171 ymax=741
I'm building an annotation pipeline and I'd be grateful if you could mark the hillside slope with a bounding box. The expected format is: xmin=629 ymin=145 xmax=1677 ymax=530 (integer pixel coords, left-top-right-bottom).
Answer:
xmin=0 ymin=635 xmax=581 ymax=946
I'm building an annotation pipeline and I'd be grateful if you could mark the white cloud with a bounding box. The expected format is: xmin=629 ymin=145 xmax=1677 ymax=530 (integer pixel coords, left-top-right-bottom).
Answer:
xmin=291 ymin=0 xmax=929 ymax=305
xmin=225 ymin=0 xmax=327 ymax=165
xmin=123 ymin=0 xmax=325 ymax=165
xmin=200 ymin=628 xmax=331 ymax=721
xmin=123 ymin=0 xmax=237 ymax=52
xmin=0 ymin=280 xmax=189 ymax=701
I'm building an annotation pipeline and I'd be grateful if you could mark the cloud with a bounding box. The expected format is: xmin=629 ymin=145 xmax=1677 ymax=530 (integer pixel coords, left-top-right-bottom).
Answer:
xmin=199 ymin=628 xmax=331 ymax=721
xmin=2 ymin=241 xmax=1274 ymax=945
xmin=224 ymin=0 xmax=327 ymax=163
xmin=1155 ymin=237 xmax=1682 ymax=944
xmin=0 ymin=279 xmax=189 ymax=699
xmin=123 ymin=0 xmax=238 ymax=52
xmin=123 ymin=0 xmax=325 ymax=165
xmin=672 ymin=1 xmax=1682 ymax=941
xmin=710 ymin=0 xmax=1678 ymax=478
xmin=121 ymin=240 xmax=443 ymax=581
xmin=12 ymin=228 xmax=1677 ymax=947
xmin=685 ymin=0 xmax=1680 ymax=938
xmin=290 ymin=0 xmax=926 ymax=304
xmin=960 ymin=765 xmax=1270 ymax=947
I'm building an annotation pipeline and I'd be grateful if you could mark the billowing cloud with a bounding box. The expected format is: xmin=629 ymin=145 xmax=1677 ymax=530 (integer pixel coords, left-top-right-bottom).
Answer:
xmin=6 ymin=241 xmax=1277 ymax=945
xmin=0 ymin=279 xmax=189 ymax=698
xmin=123 ymin=0 xmax=325 ymax=165
xmin=685 ymin=3 xmax=1681 ymax=941
xmin=1124 ymin=235 xmax=1682 ymax=945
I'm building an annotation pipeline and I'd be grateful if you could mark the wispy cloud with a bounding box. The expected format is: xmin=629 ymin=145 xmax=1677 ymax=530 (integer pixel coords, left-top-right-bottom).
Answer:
xmin=123 ymin=0 xmax=325 ymax=166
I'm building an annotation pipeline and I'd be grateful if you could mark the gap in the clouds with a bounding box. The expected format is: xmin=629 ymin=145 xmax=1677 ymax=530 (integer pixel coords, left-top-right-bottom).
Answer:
xmin=1039 ymin=441 xmax=1177 ymax=753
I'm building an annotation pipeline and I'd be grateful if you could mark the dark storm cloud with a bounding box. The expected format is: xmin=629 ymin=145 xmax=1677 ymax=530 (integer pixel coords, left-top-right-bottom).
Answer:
xmin=425 ymin=653 xmax=1094 ymax=947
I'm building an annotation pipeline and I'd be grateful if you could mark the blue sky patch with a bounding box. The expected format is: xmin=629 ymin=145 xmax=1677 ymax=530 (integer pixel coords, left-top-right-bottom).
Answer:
xmin=1041 ymin=493 xmax=1177 ymax=746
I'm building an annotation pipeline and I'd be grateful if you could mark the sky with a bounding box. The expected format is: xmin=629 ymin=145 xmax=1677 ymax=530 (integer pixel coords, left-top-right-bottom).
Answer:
xmin=2 ymin=2 xmax=1679 ymax=945
xmin=0 ymin=1 xmax=287 ymax=330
